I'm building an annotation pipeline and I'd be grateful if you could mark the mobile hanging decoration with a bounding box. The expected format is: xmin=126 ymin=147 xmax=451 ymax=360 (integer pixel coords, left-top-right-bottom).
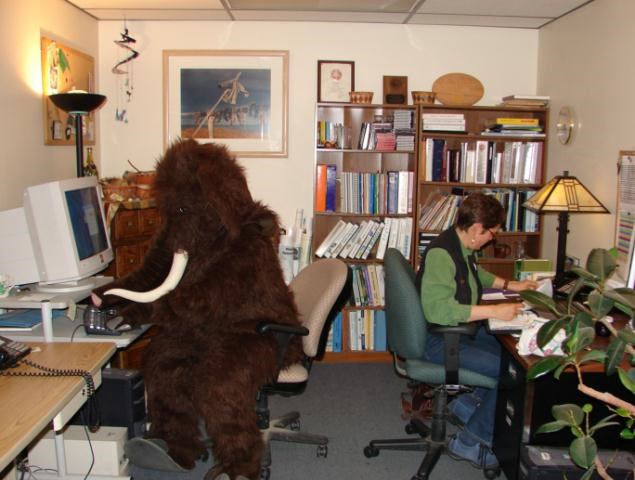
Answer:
xmin=112 ymin=25 xmax=139 ymax=123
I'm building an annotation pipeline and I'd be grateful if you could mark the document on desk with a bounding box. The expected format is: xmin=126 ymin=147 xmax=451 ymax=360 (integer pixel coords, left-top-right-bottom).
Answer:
xmin=487 ymin=312 xmax=543 ymax=333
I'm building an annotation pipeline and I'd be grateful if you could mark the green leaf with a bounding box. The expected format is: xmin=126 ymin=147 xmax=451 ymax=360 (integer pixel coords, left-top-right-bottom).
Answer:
xmin=528 ymin=355 xmax=563 ymax=380
xmin=615 ymin=407 xmax=633 ymax=418
xmin=613 ymin=287 xmax=635 ymax=309
xmin=621 ymin=429 xmax=635 ymax=440
xmin=605 ymin=338 xmax=627 ymax=375
xmin=536 ymin=420 xmax=568 ymax=434
xmin=617 ymin=328 xmax=635 ymax=345
xmin=565 ymin=325 xmax=595 ymax=355
xmin=553 ymin=404 xmax=584 ymax=425
xmin=587 ymin=291 xmax=614 ymax=318
xmin=586 ymin=248 xmax=617 ymax=282
xmin=579 ymin=349 xmax=606 ymax=365
xmin=604 ymin=289 xmax=635 ymax=317
xmin=568 ymin=277 xmax=588 ymax=311
xmin=574 ymin=310 xmax=594 ymax=328
xmin=536 ymin=319 xmax=566 ymax=350
xmin=520 ymin=290 xmax=562 ymax=315
xmin=580 ymin=466 xmax=596 ymax=480
xmin=570 ymin=266 xmax=599 ymax=284
xmin=617 ymin=367 xmax=635 ymax=394
xmin=569 ymin=436 xmax=597 ymax=469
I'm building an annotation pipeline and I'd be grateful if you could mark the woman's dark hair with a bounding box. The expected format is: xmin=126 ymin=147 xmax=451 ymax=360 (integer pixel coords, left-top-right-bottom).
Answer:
xmin=455 ymin=192 xmax=506 ymax=231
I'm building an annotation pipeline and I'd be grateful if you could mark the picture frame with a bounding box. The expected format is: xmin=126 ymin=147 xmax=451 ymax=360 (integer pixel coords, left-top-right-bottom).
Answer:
xmin=41 ymin=37 xmax=96 ymax=146
xmin=163 ymin=50 xmax=289 ymax=157
xmin=317 ymin=60 xmax=354 ymax=103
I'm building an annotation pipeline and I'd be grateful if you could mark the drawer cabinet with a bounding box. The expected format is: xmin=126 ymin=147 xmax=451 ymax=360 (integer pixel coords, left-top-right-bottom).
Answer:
xmin=105 ymin=205 xmax=160 ymax=278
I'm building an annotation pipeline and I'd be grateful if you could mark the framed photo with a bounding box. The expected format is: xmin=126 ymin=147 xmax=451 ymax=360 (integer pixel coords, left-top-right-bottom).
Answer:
xmin=163 ymin=50 xmax=289 ymax=157
xmin=41 ymin=37 xmax=96 ymax=146
xmin=317 ymin=60 xmax=354 ymax=103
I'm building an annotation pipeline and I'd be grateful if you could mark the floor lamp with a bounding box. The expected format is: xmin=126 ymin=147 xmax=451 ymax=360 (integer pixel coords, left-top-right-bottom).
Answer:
xmin=49 ymin=91 xmax=106 ymax=177
xmin=523 ymin=171 xmax=609 ymax=288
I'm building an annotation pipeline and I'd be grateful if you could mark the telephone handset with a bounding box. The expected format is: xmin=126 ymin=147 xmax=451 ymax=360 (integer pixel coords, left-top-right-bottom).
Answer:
xmin=0 ymin=335 xmax=31 ymax=369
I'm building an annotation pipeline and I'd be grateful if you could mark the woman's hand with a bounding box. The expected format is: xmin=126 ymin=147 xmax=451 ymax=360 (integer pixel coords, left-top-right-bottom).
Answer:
xmin=509 ymin=279 xmax=539 ymax=292
xmin=492 ymin=302 xmax=523 ymax=321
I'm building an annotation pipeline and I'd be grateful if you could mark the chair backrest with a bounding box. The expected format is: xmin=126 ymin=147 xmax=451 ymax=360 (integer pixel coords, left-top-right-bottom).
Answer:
xmin=289 ymin=258 xmax=349 ymax=358
xmin=384 ymin=248 xmax=427 ymax=360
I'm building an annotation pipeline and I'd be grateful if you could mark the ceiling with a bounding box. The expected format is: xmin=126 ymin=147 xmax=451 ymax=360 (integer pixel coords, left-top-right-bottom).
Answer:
xmin=67 ymin=0 xmax=594 ymax=29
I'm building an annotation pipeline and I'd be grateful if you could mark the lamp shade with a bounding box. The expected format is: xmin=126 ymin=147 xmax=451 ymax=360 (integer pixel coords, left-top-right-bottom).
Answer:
xmin=523 ymin=171 xmax=609 ymax=213
xmin=49 ymin=91 xmax=106 ymax=115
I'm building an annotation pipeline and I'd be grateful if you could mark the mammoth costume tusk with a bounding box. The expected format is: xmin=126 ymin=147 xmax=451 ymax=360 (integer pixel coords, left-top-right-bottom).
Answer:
xmin=104 ymin=250 xmax=189 ymax=303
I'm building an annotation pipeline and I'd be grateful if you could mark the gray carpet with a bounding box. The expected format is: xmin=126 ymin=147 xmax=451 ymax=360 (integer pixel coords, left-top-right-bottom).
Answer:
xmin=129 ymin=362 xmax=499 ymax=480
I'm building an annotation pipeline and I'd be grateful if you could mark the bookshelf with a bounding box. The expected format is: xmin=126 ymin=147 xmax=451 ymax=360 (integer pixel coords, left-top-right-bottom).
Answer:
xmin=416 ymin=104 xmax=549 ymax=278
xmin=314 ymin=102 xmax=418 ymax=362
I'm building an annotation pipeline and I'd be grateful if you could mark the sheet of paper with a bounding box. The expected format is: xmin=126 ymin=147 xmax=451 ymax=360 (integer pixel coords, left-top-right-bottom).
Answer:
xmin=482 ymin=292 xmax=507 ymax=301
xmin=488 ymin=312 xmax=542 ymax=331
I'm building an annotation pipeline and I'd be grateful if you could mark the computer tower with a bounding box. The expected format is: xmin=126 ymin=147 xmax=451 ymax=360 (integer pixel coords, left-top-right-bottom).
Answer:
xmin=71 ymin=367 xmax=146 ymax=439
xmin=519 ymin=445 xmax=635 ymax=480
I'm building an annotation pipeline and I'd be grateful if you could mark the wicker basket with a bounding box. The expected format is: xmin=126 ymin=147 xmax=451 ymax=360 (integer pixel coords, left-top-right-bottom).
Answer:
xmin=412 ymin=91 xmax=436 ymax=105
xmin=349 ymin=91 xmax=373 ymax=104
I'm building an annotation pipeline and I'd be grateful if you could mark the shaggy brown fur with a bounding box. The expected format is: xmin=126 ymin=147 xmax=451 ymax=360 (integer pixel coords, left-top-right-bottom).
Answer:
xmin=94 ymin=139 xmax=303 ymax=480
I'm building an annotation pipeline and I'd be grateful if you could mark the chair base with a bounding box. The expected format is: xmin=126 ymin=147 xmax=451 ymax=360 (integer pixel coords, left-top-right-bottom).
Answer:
xmin=260 ymin=410 xmax=328 ymax=480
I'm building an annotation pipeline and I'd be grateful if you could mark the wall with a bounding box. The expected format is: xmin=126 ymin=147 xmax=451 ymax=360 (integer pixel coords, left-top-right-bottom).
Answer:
xmin=538 ymin=0 xmax=635 ymax=266
xmin=97 ymin=21 xmax=539 ymax=230
xmin=0 ymin=0 xmax=98 ymax=210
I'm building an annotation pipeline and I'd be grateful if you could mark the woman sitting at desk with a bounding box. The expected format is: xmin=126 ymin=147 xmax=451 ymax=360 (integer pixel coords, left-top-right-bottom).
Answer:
xmin=417 ymin=192 xmax=537 ymax=470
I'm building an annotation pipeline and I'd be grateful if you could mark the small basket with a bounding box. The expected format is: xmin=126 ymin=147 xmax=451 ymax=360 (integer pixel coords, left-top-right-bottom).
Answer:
xmin=101 ymin=181 xmax=136 ymax=202
xmin=412 ymin=91 xmax=436 ymax=105
xmin=349 ymin=91 xmax=374 ymax=104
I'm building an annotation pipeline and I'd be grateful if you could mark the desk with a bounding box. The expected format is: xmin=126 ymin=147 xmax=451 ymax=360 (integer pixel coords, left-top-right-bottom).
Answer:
xmin=0 ymin=342 xmax=116 ymax=475
xmin=492 ymin=315 xmax=632 ymax=480
xmin=0 ymin=277 xmax=149 ymax=348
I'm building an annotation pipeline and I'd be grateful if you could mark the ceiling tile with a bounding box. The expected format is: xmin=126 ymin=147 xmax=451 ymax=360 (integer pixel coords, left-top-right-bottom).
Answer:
xmin=83 ymin=8 xmax=231 ymax=21
xmin=408 ymin=14 xmax=552 ymax=29
xmin=415 ymin=0 xmax=590 ymax=18
xmin=228 ymin=0 xmax=418 ymax=13
xmin=232 ymin=10 xmax=409 ymax=23
xmin=70 ymin=0 xmax=224 ymax=8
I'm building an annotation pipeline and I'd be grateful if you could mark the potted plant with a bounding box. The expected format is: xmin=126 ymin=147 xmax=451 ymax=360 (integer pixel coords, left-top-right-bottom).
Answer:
xmin=520 ymin=248 xmax=635 ymax=480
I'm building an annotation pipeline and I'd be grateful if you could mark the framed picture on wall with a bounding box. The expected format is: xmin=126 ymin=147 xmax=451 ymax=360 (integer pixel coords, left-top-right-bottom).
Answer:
xmin=317 ymin=60 xmax=355 ymax=103
xmin=163 ymin=50 xmax=289 ymax=157
xmin=41 ymin=37 xmax=96 ymax=146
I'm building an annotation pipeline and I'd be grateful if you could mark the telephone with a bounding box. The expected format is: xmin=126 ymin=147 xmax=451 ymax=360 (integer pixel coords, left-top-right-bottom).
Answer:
xmin=0 ymin=335 xmax=31 ymax=369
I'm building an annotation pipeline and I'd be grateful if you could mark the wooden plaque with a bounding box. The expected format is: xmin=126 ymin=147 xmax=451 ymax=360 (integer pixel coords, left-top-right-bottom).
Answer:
xmin=383 ymin=76 xmax=408 ymax=105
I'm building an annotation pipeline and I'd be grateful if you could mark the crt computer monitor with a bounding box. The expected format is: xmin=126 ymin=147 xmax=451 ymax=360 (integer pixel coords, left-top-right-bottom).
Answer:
xmin=0 ymin=176 xmax=113 ymax=294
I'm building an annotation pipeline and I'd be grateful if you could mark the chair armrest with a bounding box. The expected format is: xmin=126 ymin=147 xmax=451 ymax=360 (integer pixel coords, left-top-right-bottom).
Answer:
xmin=256 ymin=321 xmax=309 ymax=369
xmin=428 ymin=322 xmax=479 ymax=385
xmin=256 ymin=321 xmax=309 ymax=337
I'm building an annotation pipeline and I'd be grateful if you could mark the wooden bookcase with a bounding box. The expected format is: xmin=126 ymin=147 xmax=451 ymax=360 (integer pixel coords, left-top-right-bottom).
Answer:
xmin=416 ymin=104 xmax=549 ymax=278
xmin=313 ymin=102 xmax=418 ymax=363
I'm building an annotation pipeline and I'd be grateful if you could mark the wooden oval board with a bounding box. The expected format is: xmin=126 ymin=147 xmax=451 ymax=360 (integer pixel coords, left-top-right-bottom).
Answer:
xmin=432 ymin=73 xmax=484 ymax=106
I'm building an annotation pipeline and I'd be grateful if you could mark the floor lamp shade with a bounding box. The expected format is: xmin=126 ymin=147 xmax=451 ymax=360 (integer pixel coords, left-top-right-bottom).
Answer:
xmin=523 ymin=171 xmax=609 ymax=284
xmin=49 ymin=91 xmax=106 ymax=177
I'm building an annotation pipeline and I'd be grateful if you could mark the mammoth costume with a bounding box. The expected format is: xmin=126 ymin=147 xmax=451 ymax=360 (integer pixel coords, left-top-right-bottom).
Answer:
xmin=92 ymin=139 xmax=303 ymax=480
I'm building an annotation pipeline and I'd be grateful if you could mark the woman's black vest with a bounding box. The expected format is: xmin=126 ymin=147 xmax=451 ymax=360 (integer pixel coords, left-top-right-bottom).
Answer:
xmin=415 ymin=228 xmax=483 ymax=305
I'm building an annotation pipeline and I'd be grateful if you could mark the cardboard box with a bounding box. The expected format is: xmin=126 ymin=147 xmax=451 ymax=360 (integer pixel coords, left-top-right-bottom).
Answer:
xmin=28 ymin=425 xmax=128 ymax=476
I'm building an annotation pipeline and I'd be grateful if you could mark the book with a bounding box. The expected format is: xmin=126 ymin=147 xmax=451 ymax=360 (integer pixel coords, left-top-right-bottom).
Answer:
xmin=0 ymin=308 xmax=65 ymax=330
xmin=315 ymin=165 xmax=327 ymax=212
xmin=315 ymin=219 xmax=346 ymax=257
xmin=502 ymin=94 xmax=550 ymax=102
xmin=495 ymin=117 xmax=539 ymax=126
xmin=375 ymin=218 xmax=392 ymax=260
xmin=325 ymin=164 xmax=337 ymax=212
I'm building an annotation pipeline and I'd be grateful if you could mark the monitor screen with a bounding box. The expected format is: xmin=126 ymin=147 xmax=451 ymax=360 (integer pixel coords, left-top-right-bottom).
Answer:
xmin=65 ymin=187 xmax=109 ymax=261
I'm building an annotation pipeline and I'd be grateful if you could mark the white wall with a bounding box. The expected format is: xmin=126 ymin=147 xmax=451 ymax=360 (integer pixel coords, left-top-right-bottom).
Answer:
xmin=0 ymin=0 xmax=98 ymax=210
xmin=538 ymin=0 xmax=635 ymax=266
xmin=97 ymin=21 xmax=538 ymax=230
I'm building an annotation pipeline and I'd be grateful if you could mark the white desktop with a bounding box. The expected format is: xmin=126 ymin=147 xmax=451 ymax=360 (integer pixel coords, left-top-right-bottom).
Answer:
xmin=0 ymin=177 xmax=147 ymax=347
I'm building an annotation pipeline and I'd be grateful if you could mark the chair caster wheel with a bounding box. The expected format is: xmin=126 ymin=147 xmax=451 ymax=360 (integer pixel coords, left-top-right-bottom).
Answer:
xmin=484 ymin=467 xmax=501 ymax=479
xmin=290 ymin=419 xmax=301 ymax=431
xmin=260 ymin=467 xmax=271 ymax=480
xmin=317 ymin=444 xmax=328 ymax=458
xmin=405 ymin=422 xmax=416 ymax=434
xmin=363 ymin=445 xmax=379 ymax=458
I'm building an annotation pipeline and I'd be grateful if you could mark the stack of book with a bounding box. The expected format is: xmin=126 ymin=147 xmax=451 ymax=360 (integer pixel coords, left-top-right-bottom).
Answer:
xmin=500 ymin=94 xmax=550 ymax=107
xmin=483 ymin=117 xmax=545 ymax=138
xmin=421 ymin=113 xmax=466 ymax=132
xmin=418 ymin=192 xmax=463 ymax=231
xmin=393 ymin=110 xmax=416 ymax=152
xmin=315 ymin=217 xmax=412 ymax=261
xmin=315 ymin=164 xmax=337 ymax=212
xmin=422 ymin=138 xmax=543 ymax=185
xmin=340 ymin=170 xmax=412 ymax=215
xmin=350 ymin=264 xmax=385 ymax=307
xmin=316 ymin=120 xmax=344 ymax=148
xmin=347 ymin=309 xmax=387 ymax=352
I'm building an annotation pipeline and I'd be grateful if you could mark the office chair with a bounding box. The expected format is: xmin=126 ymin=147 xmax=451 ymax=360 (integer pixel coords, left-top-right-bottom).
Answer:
xmin=255 ymin=258 xmax=349 ymax=480
xmin=363 ymin=248 xmax=500 ymax=480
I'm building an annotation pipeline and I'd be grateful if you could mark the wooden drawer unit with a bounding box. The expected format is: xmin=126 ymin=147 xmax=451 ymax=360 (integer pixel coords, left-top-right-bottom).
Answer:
xmin=105 ymin=205 xmax=160 ymax=279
